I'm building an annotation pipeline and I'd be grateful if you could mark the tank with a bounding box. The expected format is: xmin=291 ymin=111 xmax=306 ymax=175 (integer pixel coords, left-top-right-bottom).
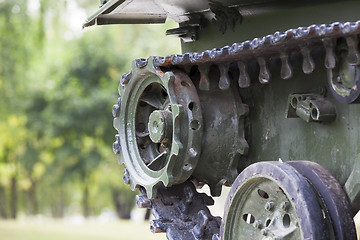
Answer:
xmin=84 ymin=1 xmax=360 ymax=239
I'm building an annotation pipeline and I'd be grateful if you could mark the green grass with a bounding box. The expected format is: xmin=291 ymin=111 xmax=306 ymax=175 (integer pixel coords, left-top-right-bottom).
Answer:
xmin=0 ymin=217 xmax=359 ymax=240
xmin=0 ymin=219 xmax=166 ymax=240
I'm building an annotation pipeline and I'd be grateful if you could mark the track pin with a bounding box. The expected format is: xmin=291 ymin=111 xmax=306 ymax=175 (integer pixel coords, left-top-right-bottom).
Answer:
xmin=257 ymin=57 xmax=271 ymax=84
xmin=300 ymin=46 xmax=315 ymax=74
xmin=237 ymin=61 xmax=251 ymax=88
xmin=345 ymin=36 xmax=360 ymax=65
xmin=322 ymin=38 xmax=337 ymax=69
xmin=120 ymin=70 xmax=132 ymax=85
xmin=280 ymin=51 xmax=293 ymax=79
xmin=198 ymin=64 xmax=211 ymax=91
xmin=218 ymin=63 xmax=230 ymax=90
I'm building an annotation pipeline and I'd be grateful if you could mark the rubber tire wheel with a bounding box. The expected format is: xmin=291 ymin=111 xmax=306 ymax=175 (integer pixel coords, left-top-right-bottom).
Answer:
xmin=287 ymin=161 xmax=357 ymax=240
xmin=221 ymin=161 xmax=328 ymax=240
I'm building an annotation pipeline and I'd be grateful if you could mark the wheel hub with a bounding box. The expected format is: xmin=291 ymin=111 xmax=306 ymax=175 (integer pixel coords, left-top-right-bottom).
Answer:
xmin=148 ymin=110 xmax=172 ymax=144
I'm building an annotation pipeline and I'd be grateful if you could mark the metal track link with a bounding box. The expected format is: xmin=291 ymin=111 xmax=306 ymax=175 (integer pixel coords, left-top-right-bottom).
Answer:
xmin=136 ymin=180 xmax=221 ymax=240
xmin=120 ymin=20 xmax=360 ymax=91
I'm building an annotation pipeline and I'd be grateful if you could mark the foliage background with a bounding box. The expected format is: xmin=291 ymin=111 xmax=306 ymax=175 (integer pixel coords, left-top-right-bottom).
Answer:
xmin=0 ymin=0 xmax=180 ymax=220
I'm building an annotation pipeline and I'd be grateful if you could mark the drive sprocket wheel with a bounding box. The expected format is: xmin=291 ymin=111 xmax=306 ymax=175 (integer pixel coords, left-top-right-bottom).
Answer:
xmin=221 ymin=161 xmax=328 ymax=240
xmin=113 ymin=57 xmax=203 ymax=198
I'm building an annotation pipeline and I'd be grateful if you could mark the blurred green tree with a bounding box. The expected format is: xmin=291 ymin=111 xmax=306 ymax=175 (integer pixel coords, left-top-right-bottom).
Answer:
xmin=0 ymin=0 xmax=180 ymax=220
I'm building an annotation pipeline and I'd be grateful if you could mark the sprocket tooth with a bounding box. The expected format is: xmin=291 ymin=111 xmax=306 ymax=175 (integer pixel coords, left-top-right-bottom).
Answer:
xmin=199 ymin=193 xmax=215 ymax=206
xmin=162 ymin=71 xmax=175 ymax=89
xmin=117 ymin=154 xmax=124 ymax=165
xmin=113 ymin=117 xmax=120 ymax=131
xmin=145 ymin=184 xmax=157 ymax=199
xmin=129 ymin=179 xmax=136 ymax=191
xmin=209 ymin=183 xmax=222 ymax=197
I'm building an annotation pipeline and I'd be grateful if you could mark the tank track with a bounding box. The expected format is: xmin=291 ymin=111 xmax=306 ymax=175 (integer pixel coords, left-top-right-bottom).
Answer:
xmin=115 ymin=20 xmax=360 ymax=240
xmin=135 ymin=180 xmax=221 ymax=240
xmin=121 ymin=20 xmax=360 ymax=89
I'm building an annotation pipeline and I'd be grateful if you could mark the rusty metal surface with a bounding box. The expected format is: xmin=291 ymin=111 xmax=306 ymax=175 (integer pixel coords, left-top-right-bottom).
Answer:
xmin=154 ymin=21 xmax=360 ymax=79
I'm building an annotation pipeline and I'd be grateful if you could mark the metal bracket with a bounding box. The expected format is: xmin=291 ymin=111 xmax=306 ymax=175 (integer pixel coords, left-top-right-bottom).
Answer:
xmin=166 ymin=26 xmax=199 ymax=43
xmin=286 ymin=94 xmax=336 ymax=122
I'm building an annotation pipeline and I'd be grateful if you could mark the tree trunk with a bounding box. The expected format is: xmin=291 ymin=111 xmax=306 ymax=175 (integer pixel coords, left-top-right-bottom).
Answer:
xmin=82 ymin=183 xmax=89 ymax=218
xmin=59 ymin=187 xmax=65 ymax=218
xmin=112 ymin=189 xmax=132 ymax=219
xmin=10 ymin=176 xmax=17 ymax=219
xmin=0 ymin=185 xmax=7 ymax=219
xmin=28 ymin=180 xmax=38 ymax=215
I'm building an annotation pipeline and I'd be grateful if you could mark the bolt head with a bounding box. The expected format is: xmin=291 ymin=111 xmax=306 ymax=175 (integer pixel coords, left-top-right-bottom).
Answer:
xmin=136 ymin=195 xmax=152 ymax=209
xmin=280 ymin=201 xmax=290 ymax=211
xmin=253 ymin=220 xmax=263 ymax=229
xmin=265 ymin=201 xmax=275 ymax=211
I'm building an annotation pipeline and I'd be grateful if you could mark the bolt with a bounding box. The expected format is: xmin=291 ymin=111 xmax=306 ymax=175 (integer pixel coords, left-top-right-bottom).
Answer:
xmin=253 ymin=220 xmax=263 ymax=229
xmin=280 ymin=201 xmax=290 ymax=211
xmin=265 ymin=201 xmax=275 ymax=211
xmin=136 ymin=195 xmax=152 ymax=209
xmin=261 ymin=228 xmax=268 ymax=236
xmin=336 ymin=75 xmax=342 ymax=83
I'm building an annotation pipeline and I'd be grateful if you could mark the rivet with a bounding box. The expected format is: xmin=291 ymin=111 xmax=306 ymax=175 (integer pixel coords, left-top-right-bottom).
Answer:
xmin=265 ymin=201 xmax=275 ymax=211
xmin=253 ymin=220 xmax=263 ymax=229
xmin=280 ymin=201 xmax=290 ymax=211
